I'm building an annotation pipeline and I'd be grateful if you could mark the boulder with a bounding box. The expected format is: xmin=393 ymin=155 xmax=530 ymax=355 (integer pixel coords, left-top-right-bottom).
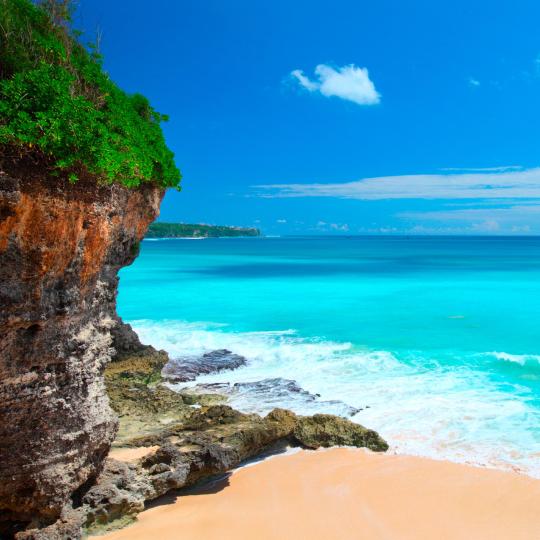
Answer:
xmin=162 ymin=349 xmax=247 ymax=382
xmin=294 ymin=414 xmax=389 ymax=452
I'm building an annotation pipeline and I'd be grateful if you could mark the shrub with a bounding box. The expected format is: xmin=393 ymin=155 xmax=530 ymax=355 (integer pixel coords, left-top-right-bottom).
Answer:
xmin=0 ymin=0 xmax=181 ymax=188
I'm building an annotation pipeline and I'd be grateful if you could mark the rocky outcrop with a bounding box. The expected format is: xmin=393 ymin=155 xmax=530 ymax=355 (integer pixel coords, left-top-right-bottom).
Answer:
xmin=0 ymin=163 xmax=163 ymax=537
xmin=294 ymin=414 xmax=388 ymax=450
xmin=80 ymin=344 xmax=388 ymax=534
xmin=187 ymin=378 xmax=362 ymax=417
xmin=83 ymin=406 xmax=299 ymax=533
xmin=105 ymin=345 xmax=198 ymax=443
xmin=162 ymin=349 xmax=247 ymax=383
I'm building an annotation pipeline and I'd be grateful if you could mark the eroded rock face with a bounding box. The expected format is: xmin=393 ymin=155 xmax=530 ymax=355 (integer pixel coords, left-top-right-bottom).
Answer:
xmin=0 ymin=165 xmax=163 ymax=536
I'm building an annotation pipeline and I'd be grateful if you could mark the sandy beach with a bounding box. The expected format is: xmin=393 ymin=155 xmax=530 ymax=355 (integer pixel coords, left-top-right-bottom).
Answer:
xmin=108 ymin=446 xmax=160 ymax=463
xmin=94 ymin=448 xmax=540 ymax=540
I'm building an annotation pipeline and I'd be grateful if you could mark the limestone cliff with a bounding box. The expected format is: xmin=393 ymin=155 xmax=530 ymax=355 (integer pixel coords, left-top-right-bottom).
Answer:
xmin=0 ymin=160 xmax=390 ymax=540
xmin=0 ymin=161 xmax=163 ymax=537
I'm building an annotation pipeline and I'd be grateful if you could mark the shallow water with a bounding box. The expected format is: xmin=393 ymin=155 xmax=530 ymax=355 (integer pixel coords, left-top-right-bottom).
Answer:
xmin=118 ymin=236 xmax=540 ymax=475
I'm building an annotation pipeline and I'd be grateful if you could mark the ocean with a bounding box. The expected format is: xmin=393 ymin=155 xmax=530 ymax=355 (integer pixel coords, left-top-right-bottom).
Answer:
xmin=117 ymin=236 xmax=540 ymax=475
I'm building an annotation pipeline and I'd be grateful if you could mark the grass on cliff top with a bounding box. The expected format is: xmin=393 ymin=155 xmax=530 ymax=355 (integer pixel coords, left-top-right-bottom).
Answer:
xmin=0 ymin=0 xmax=181 ymax=189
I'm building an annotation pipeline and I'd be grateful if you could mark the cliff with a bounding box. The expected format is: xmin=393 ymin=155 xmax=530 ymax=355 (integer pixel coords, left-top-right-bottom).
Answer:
xmin=0 ymin=161 xmax=163 ymax=538
xmin=0 ymin=5 xmax=389 ymax=539
xmin=0 ymin=162 xmax=390 ymax=539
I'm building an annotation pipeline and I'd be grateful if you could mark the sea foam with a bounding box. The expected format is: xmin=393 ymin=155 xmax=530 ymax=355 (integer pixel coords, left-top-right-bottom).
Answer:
xmin=132 ymin=319 xmax=540 ymax=477
xmin=490 ymin=351 xmax=540 ymax=366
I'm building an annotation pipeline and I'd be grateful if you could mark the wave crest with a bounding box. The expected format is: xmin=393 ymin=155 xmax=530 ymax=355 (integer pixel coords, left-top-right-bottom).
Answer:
xmin=489 ymin=351 xmax=540 ymax=367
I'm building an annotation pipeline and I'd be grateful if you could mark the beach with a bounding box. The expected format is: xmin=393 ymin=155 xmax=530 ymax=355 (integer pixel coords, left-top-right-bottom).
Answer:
xmin=95 ymin=448 xmax=540 ymax=540
xmin=120 ymin=237 xmax=540 ymax=476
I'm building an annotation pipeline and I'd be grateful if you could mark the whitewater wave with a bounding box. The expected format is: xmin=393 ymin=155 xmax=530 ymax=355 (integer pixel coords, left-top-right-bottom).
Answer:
xmin=131 ymin=319 xmax=540 ymax=477
xmin=489 ymin=351 xmax=540 ymax=367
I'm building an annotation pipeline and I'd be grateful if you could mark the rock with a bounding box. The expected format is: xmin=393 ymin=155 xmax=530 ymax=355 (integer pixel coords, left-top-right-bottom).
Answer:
xmin=294 ymin=414 xmax=389 ymax=452
xmin=82 ymin=405 xmax=299 ymax=534
xmin=110 ymin=318 xmax=152 ymax=357
xmin=185 ymin=378 xmax=361 ymax=418
xmin=107 ymin=347 xmax=169 ymax=386
xmin=178 ymin=390 xmax=227 ymax=407
xmin=82 ymin=459 xmax=148 ymax=532
xmin=12 ymin=507 xmax=84 ymax=540
xmin=0 ymin=133 xmax=389 ymax=540
xmin=80 ymin=347 xmax=388 ymax=534
xmin=82 ymin=401 xmax=389 ymax=534
xmin=104 ymin=350 xmax=196 ymax=444
xmin=162 ymin=349 xmax=247 ymax=382
xmin=0 ymin=164 xmax=163 ymax=536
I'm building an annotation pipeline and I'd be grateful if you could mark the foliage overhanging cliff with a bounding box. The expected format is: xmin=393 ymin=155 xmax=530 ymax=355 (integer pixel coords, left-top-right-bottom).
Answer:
xmin=0 ymin=0 xmax=181 ymax=188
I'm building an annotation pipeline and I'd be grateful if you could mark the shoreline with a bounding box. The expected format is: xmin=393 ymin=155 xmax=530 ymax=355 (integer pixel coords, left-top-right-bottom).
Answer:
xmin=141 ymin=322 xmax=540 ymax=478
xmin=94 ymin=447 xmax=540 ymax=540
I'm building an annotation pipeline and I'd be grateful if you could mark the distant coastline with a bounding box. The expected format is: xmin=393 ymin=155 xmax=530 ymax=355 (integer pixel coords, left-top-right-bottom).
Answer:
xmin=146 ymin=222 xmax=261 ymax=238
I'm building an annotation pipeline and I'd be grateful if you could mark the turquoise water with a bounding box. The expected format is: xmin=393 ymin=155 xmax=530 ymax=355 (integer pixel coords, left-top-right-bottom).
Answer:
xmin=118 ymin=236 xmax=540 ymax=475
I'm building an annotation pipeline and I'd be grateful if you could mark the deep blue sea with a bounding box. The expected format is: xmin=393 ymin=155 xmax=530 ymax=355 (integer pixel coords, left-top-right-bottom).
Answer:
xmin=118 ymin=236 xmax=540 ymax=475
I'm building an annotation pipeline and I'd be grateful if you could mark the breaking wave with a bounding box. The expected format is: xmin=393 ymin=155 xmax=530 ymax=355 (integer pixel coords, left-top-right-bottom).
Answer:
xmin=132 ymin=319 xmax=540 ymax=477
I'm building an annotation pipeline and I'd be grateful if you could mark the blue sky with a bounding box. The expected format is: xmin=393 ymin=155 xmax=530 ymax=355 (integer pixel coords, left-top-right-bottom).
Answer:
xmin=75 ymin=0 xmax=540 ymax=235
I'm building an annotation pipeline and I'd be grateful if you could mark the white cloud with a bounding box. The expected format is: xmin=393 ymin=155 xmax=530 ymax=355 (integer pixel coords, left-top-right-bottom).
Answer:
xmin=276 ymin=219 xmax=287 ymax=223
xmin=290 ymin=69 xmax=319 ymax=91
xmin=439 ymin=166 xmax=522 ymax=172
xmin=471 ymin=220 xmax=500 ymax=232
xmin=291 ymin=64 xmax=380 ymax=106
xmin=255 ymin=167 xmax=540 ymax=201
xmin=468 ymin=77 xmax=481 ymax=87
xmin=315 ymin=221 xmax=350 ymax=232
xmin=399 ymin=204 xmax=540 ymax=221
xmin=330 ymin=223 xmax=350 ymax=231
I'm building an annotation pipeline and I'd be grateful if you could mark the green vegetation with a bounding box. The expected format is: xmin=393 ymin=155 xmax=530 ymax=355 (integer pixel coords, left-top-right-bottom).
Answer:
xmin=0 ymin=0 xmax=181 ymax=188
xmin=146 ymin=222 xmax=261 ymax=238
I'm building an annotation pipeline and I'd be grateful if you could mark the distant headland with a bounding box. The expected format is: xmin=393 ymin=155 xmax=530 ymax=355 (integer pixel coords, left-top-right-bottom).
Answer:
xmin=146 ymin=222 xmax=261 ymax=238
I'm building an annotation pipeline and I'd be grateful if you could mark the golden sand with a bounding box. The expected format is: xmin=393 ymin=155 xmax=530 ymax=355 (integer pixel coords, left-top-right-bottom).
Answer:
xmin=95 ymin=448 xmax=540 ymax=540
xmin=108 ymin=446 xmax=160 ymax=463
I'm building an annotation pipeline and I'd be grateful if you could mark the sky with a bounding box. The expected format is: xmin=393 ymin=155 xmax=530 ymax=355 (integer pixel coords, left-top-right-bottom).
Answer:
xmin=75 ymin=0 xmax=540 ymax=235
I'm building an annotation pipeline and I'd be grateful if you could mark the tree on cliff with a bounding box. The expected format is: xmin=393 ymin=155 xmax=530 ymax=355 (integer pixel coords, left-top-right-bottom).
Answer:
xmin=0 ymin=0 xmax=181 ymax=188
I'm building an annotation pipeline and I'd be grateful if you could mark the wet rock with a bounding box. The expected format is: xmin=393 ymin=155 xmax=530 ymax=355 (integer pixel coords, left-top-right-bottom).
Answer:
xmin=178 ymin=390 xmax=227 ymax=407
xmin=294 ymin=414 xmax=389 ymax=452
xmin=162 ymin=349 xmax=247 ymax=382
xmin=186 ymin=378 xmax=361 ymax=418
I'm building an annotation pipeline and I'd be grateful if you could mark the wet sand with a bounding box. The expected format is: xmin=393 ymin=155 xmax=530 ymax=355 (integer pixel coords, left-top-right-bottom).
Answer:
xmin=95 ymin=448 xmax=540 ymax=540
